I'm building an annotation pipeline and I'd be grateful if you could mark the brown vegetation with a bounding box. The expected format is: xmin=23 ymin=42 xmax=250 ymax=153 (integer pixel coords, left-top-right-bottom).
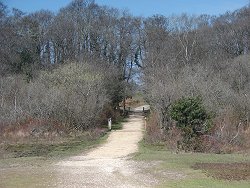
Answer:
xmin=192 ymin=162 xmax=250 ymax=181
xmin=0 ymin=0 xmax=142 ymax=147
xmin=142 ymin=8 xmax=250 ymax=153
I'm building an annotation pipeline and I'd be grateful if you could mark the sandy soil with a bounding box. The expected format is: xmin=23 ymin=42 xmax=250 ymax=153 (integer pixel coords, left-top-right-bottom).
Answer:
xmin=54 ymin=115 xmax=158 ymax=188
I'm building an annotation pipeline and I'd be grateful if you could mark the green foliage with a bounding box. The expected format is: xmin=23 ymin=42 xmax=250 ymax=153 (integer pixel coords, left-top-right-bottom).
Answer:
xmin=19 ymin=49 xmax=34 ymax=82
xmin=105 ymin=77 xmax=124 ymax=107
xmin=170 ymin=96 xmax=212 ymax=151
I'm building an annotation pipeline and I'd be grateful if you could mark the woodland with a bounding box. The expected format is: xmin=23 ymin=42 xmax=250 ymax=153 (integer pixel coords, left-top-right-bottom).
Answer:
xmin=0 ymin=0 xmax=250 ymax=153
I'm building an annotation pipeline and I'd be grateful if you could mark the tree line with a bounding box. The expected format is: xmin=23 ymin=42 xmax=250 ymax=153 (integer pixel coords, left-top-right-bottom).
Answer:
xmin=0 ymin=0 xmax=140 ymax=132
xmin=142 ymin=8 xmax=250 ymax=152
xmin=0 ymin=0 xmax=249 ymax=151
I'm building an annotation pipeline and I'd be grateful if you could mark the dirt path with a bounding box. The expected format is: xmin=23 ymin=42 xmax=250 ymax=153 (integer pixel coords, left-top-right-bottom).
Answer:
xmin=54 ymin=115 xmax=158 ymax=188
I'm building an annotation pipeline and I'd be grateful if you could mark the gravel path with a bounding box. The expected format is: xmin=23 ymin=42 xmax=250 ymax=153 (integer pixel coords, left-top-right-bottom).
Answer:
xmin=54 ymin=114 xmax=158 ymax=188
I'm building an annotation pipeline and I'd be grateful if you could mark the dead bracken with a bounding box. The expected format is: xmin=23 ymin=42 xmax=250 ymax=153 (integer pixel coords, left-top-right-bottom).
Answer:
xmin=192 ymin=162 xmax=250 ymax=181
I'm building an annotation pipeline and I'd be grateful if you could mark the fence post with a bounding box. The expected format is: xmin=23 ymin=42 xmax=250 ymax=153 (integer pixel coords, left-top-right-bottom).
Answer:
xmin=108 ymin=118 xmax=112 ymax=130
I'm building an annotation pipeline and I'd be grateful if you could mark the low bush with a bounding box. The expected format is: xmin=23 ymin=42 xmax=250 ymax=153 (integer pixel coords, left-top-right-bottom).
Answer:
xmin=144 ymin=112 xmax=165 ymax=144
xmin=98 ymin=104 xmax=122 ymax=126
xmin=201 ymin=108 xmax=250 ymax=153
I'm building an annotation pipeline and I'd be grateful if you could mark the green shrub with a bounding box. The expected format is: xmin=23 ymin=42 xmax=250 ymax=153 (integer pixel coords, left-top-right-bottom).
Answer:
xmin=170 ymin=96 xmax=212 ymax=151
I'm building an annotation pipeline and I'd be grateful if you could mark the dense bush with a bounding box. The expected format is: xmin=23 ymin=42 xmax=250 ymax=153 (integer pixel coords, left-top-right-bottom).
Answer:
xmin=170 ymin=97 xmax=212 ymax=135
xmin=34 ymin=62 xmax=108 ymax=130
xmin=0 ymin=61 xmax=112 ymax=135
xmin=170 ymin=97 xmax=212 ymax=151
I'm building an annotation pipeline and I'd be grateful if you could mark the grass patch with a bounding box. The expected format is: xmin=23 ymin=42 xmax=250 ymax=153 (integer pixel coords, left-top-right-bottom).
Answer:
xmin=0 ymin=165 xmax=54 ymax=188
xmin=1 ymin=132 xmax=108 ymax=159
xmin=111 ymin=122 xmax=123 ymax=130
xmin=111 ymin=118 xmax=128 ymax=130
xmin=0 ymin=156 xmax=55 ymax=188
xmin=134 ymin=140 xmax=250 ymax=188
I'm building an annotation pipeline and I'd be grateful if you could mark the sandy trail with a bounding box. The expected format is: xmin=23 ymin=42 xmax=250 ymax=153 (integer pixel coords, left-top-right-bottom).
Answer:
xmin=54 ymin=114 xmax=158 ymax=188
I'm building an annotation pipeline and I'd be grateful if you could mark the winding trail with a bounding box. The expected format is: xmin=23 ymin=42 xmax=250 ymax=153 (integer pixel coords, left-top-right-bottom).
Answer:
xmin=55 ymin=113 xmax=158 ymax=188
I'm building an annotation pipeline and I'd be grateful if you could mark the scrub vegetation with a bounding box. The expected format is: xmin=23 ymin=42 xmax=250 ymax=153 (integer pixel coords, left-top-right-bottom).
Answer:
xmin=0 ymin=0 xmax=250 ymax=186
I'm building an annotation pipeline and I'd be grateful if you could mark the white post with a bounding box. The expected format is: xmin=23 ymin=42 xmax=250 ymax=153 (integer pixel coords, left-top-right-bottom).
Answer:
xmin=108 ymin=118 xmax=112 ymax=130
xmin=144 ymin=117 xmax=147 ymax=130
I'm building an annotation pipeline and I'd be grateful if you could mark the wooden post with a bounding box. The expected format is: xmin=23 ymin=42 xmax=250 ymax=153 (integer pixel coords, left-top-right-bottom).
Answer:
xmin=108 ymin=118 xmax=112 ymax=130
xmin=160 ymin=127 xmax=164 ymax=134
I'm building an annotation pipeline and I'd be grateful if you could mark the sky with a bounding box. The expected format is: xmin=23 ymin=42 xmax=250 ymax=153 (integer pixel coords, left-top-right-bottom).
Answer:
xmin=3 ymin=0 xmax=250 ymax=17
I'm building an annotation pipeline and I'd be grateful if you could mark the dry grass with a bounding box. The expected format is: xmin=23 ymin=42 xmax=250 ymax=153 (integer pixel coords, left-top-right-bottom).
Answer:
xmin=0 ymin=126 xmax=108 ymax=159
xmin=0 ymin=117 xmax=67 ymax=144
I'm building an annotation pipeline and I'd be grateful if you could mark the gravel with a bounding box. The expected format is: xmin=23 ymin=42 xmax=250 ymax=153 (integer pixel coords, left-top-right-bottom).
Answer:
xmin=55 ymin=115 xmax=158 ymax=188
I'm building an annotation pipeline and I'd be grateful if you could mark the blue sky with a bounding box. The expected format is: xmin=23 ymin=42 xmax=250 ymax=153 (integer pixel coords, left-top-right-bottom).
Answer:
xmin=3 ymin=0 xmax=249 ymax=17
